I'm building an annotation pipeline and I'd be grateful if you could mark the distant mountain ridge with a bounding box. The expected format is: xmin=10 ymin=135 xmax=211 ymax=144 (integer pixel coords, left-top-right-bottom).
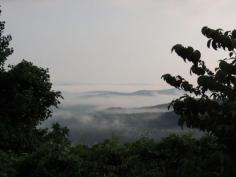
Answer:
xmin=43 ymin=87 xmax=186 ymax=144
xmin=81 ymin=88 xmax=180 ymax=97
xmin=106 ymin=103 xmax=170 ymax=111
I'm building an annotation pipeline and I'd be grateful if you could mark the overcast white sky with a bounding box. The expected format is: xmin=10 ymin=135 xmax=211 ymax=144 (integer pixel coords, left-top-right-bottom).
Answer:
xmin=1 ymin=0 xmax=236 ymax=88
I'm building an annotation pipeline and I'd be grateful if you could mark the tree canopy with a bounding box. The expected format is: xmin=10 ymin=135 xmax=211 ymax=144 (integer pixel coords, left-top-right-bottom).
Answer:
xmin=162 ymin=26 xmax=236 ymax=157
xmin=0 ymin=9 xmax=62 ymax=153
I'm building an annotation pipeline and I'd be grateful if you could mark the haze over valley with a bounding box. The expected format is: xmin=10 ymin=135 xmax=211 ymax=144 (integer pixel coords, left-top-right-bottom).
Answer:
xmin=42 ymin=84 xmax=196 ymax=145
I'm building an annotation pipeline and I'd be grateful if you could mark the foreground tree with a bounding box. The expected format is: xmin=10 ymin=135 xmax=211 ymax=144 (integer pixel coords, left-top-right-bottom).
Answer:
xmin=0 ymin=9 xmax=62 ymax=153
xmin=162 ymin=27 xmax=236 ymax=160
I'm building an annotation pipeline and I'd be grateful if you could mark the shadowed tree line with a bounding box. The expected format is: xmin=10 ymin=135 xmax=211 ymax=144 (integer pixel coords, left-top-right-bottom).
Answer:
xmin=0 ymin=8 xmax=236 ymax=177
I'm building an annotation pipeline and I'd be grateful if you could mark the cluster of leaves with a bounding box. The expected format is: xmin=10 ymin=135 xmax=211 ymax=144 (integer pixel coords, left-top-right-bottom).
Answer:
xmin=0 ymin=123 xmax=71 ymax=177
xmin=202 ymin=27 xmax=236 ymax=52
xmin=0 ymin=60 xmax=63 ymax=152
xmin=0 ymin=9 xmax=13 ymax=70
xmin=0 ymin=9 xmax=62 ymax=153
xmin=0 ymin=8 xmax=79 ymax=177
xmin=162 ymin=26 xmax=236 ymax=156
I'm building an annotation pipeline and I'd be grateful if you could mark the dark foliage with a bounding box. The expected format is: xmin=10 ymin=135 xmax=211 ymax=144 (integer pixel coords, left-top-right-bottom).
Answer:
xmin=12 ymin=135 xmax=231 ymax=177
xmin=162 ymin=26 xmax=236 ymax=174
xmin=0 ymin=9 xmax=62 ymax=153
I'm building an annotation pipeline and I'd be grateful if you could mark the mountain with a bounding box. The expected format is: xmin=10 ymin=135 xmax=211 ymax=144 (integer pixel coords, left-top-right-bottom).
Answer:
xmin=80 ymin=88 xmax=181 ymax=98
xmin=41 ymin=88 xmax=194 ymax=145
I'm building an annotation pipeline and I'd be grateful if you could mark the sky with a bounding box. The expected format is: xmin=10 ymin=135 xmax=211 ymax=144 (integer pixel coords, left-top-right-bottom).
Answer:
xmin=1 ymin=0 xmax=236 ymax=89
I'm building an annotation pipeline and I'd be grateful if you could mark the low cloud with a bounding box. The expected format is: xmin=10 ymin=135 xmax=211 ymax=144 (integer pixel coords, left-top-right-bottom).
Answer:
xmin=43 ymin=106 xmax=197 ymax=145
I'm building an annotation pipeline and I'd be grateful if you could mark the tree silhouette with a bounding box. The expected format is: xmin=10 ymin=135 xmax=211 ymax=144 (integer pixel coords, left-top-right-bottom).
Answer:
xmin=0 ymin=10 xmax=13 ymax=70
xmin=162 ymin=26 xmax=236 ymax=157
xmin=0 ymin=9 xmax=62 ymax=153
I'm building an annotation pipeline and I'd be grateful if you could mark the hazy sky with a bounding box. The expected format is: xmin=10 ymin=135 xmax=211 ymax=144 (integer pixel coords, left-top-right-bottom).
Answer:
xmin=1 ymin=0 xmax=236 ymax=88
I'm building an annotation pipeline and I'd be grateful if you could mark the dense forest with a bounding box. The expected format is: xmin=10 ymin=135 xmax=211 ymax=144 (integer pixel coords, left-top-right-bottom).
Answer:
xmin=1 ymin=8 xmax=236 ymax=177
